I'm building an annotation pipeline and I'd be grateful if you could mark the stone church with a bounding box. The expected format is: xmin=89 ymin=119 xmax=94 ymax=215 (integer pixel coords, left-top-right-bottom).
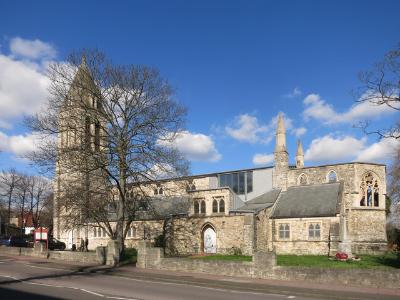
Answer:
xmin=54 ymin=61 xmax=387 ymax=256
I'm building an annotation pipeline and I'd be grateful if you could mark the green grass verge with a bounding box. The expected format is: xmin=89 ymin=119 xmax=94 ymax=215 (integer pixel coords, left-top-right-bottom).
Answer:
xmin=277 ymin=253 xmax=400 ymax=269
xmin=189 ymin=254 xmax=252 ymax=262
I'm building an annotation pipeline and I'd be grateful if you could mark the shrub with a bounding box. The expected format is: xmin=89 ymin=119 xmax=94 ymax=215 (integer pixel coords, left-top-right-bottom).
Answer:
xmin=154 ymin=234 xmax=165 ymax=248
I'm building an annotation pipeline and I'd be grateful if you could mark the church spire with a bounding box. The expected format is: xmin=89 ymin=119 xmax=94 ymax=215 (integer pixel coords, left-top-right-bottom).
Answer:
xmin=275 ymin=113 xmax=287 ymax=152
xmin=273 ymin=113 xmax=289 ymax=190
xmin=296 ymin=140 xmax=304 ymax=168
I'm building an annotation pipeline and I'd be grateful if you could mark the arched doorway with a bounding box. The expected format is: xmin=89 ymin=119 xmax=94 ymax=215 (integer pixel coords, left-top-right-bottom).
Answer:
xmin=202 ymin=224 xmax=216 ymax=253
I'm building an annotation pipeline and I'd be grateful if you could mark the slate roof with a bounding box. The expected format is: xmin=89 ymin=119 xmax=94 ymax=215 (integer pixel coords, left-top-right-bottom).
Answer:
xmin=137 ymin=196 xmax=191 ymax=220
xmin=271 ymin=182 xmax=342 ymax=219
xmin=232 ymin=189 xmax=281 ymax=213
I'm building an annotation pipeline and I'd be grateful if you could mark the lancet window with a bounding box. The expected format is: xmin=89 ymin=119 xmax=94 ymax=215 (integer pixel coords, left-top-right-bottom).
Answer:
xmin=359 ymin=172 xmax=380 ymax=207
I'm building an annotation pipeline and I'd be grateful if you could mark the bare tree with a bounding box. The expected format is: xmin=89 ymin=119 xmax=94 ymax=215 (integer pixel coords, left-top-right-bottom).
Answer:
xmin=357 ymin=44 xmax=400 ymax=138
xmin=15 ymin=174 xmax=31 ymax=233
xmin=0 ymin=168 xmax=21 ymax=234
xmin=26 ymin=50 xmax=188 ymax=257
xmin=27 ymin=176 xmax=52 ymax=228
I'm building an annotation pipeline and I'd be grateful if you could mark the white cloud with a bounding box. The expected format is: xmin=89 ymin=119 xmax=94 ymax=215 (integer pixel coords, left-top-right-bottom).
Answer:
xmin=225 ymin=114 xmax=268 ymax=143
xmin=157 ymin=130 xmax=221 ymax=162
xmin=291 ymin=127 xmax=307 ymax=137
xmin=0 ymin=131 xmax=39 ymax=156
xmin=252 ymin=153 xmax=274 ymax=165
xmin=0 ymin=38 xmax=53 ymax=128
xmin=303 ymin=93 xmax=396 ymax=125
xmin=283 ymin=87 xmax=302 ymax=98
xmin=226 ymin=112 xmax=295 ymax=144
xmin=10 ymin=37 xmax=56 ymax=60
xmin=304 ymin=134 xmax=400 ymax=164
xmin=355 ymin=138 xmax=399 ymax=162
xmin=305 ymin=135 xmax=367 ymax=162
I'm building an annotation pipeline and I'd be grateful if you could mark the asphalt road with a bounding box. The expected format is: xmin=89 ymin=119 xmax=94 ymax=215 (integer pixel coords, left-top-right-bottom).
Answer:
xmin=0 ymin=255 xmax=398 ymax=300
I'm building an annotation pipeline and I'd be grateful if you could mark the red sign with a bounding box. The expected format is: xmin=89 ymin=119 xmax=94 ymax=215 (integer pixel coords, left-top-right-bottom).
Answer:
xmin=34 ymin=227 xmax=49 ymax=250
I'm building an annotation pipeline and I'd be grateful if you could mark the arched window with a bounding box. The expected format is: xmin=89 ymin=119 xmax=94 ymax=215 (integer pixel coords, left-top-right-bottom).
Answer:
xmin=308 ymin=223 xmax=321 ymax=239
xmin=85 ymin=116 xmax=91 ymax=146
xmin=194 ymin=200 xmax=200 ymax=214
xmin=94 ymin=121 xmax=100 ymax=151
xmin=212 ymin=200 xmax=218 ymax=213
xmin=97 ymin=227 xmax=102 ymax=237
xmin=131 ymin=227 xmax=136 ymax=238
xmin=219 ymin=199 xmax=225 ymax=213
xmin=327 ymin=171 xmax=337 ymax=183
xmin=360 ymin=172 xmax=380 ymax=207
xmin=299 ymin=174 xmax=308 ymax=185
xmin=154 ymin=186 xmax=163 ymax=195
xmin=93 ymin=228 xmax=97 ymax=237
xmin=201 ymin=200 xmax=206 ymax=214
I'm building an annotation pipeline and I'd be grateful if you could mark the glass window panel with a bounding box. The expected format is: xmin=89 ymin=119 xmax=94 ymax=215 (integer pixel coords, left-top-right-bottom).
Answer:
xmin=219 ymin=174 xmax=226 ymax=187
xmin=247 ymin=171 xmax=253 ymax=193
xmin=239 ymin=172 xmax=245 ymax=194
xmin=232 ymin=173 xmax=239 ymax=193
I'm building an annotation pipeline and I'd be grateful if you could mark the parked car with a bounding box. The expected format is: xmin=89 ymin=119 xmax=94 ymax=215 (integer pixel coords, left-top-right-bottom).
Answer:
xmin=0 ymin=236 xmax=28 ymax=247
xmin=48 ymin=237 xmax=66 ymax=250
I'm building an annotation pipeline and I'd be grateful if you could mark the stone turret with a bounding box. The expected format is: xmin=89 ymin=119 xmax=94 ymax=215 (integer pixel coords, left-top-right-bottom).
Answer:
xmin=295 ymin=140 xmax=304 ymax=168
xmin=273 ymin=113 xmax=288 ymax=190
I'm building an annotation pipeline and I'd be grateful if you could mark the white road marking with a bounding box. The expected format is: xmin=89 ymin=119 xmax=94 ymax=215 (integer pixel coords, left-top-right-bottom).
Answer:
xmin=106 ymin=297 xmax=140 ymax=300
xmin=112 ymin=275 xmax=289 ymax=298
xmin=0 ymin=275 xmax=105 ymax=298
xmin=25 ymin=264 xmax=70 ymax=271
xmin=81 ymin=288 xmax=105 ymax=297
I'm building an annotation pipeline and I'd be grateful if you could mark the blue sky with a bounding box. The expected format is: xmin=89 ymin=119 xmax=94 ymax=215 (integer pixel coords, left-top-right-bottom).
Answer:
xmin=0 ymin=0 xmax=399 ymax=175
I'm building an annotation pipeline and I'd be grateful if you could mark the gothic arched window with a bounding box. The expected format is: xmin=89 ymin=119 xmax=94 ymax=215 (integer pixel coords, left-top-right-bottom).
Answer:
xmin=194 ymin=200 xmax=200 ymax=214
xmin=298 ymin=174 xmax=308 ymax=185
xmin=201 ymin=200 xmax=206 ymax=214
xmin=360 ymin=172 xmax=380 ymax=207
xmin=219 ymin=199 xmax=225 ymax=213
xmin=327 ymin=171 xmax=337 ymax=183
xmin=212 ymin=200 xmax=218 ymax=213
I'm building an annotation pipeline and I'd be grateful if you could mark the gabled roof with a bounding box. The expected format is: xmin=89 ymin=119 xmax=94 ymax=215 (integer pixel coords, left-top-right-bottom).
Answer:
xmin=271 ymin=182 xmax=342 ymax=219
xmin=137 ymin=196 xmax=191 ymax=220
xmin=232 ymin=189 xmax=281 ymax=213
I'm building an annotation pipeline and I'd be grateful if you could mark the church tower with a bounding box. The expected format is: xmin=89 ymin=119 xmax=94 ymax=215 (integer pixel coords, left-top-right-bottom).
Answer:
xmin=295 ymin=140 xmax=304 ymax=168
xmin=273 ymin=113 xmax=289 ymax=190
xmin=53 ymin=56 xmax=104 ymax=244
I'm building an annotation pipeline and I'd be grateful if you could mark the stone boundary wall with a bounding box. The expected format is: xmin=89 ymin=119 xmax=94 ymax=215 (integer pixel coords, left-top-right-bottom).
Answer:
xmin=0 ymin=245 xmax=102 ymax=264
xmin=137 ymin=242 xmax=400 ymax=289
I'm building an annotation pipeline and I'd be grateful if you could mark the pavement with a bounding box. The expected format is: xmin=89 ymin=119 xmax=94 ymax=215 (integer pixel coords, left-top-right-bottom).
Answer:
xmin=0 ymin=254 xmax=399 ymax=300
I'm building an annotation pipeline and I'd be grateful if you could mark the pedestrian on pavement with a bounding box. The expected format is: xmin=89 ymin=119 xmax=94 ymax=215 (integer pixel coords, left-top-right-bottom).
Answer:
xmin=80 ymin=238 xmax=84 ymax=252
